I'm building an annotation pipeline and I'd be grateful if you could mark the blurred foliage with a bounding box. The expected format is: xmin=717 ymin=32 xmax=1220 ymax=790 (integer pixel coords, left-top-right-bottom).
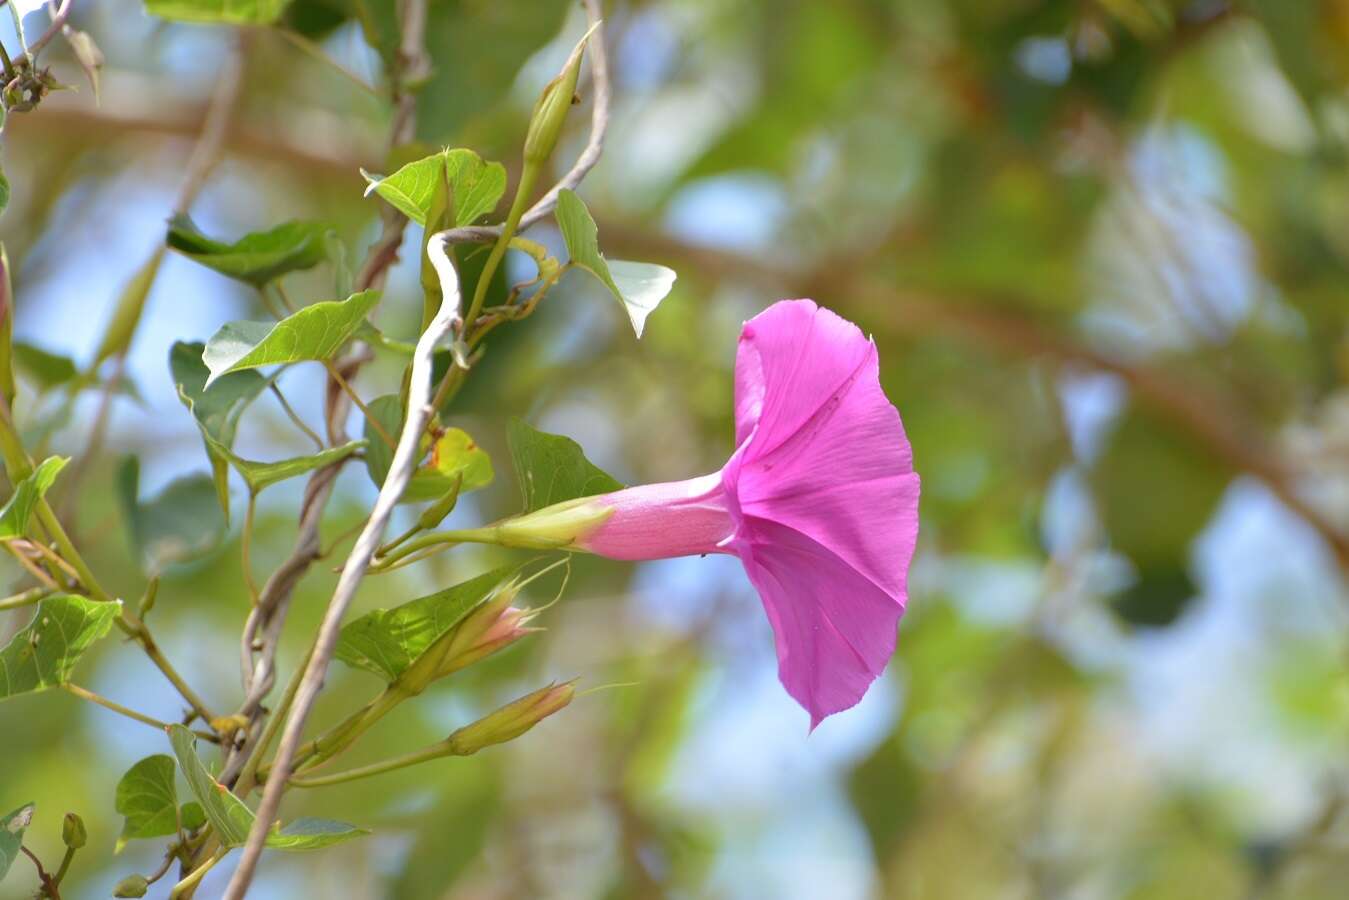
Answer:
xmin=2 ymin=0 xmax=1349 ymax=898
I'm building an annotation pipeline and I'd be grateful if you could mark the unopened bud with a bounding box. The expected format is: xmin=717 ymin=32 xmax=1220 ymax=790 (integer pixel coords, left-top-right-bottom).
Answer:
xmin=62 ymin=812 xmax=86 ymax=849
xmin=113 ymin=874 xmax=149 ymax=898
xmin=440 ymin=603 xmax=532 ymax=677
xmin=446 ymin=682 xmax=575 ymax=755
xmin=494 ymin=497 xmax=613 ymax=550
xmin=416 ymin=474 xmax=463 ymax=531
xmin=396 ymin=579 xmax=527 ymax=693
xmin=522 ymin=24 xmax=596 ymax=166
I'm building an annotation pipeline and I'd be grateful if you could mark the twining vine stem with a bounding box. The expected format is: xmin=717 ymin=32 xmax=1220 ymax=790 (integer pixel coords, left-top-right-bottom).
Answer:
xmin=222 ymin=241 xmax=463 ymax=900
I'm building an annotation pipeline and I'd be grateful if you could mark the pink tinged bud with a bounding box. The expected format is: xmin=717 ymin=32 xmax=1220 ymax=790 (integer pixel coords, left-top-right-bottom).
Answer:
xmin=440 ymin=604 xmax=533 ymax=676
xmin=434 ymin=583 xmax=531 ymax=678
xmin=533 ymin=300 xmax=921 ymax=728
xmin=446 ymin=682 xmax=575 ymax=755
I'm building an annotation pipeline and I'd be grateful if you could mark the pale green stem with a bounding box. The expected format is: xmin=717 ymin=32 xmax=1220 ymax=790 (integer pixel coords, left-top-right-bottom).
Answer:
xmin=0 ymin=585 xmax=47 ymax=610
xmin=289 ymin=739 xmax=454 ymax=788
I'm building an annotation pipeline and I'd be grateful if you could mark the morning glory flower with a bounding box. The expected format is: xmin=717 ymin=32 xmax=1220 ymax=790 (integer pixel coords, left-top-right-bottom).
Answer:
xmin=506 ymin=299 xmax=920 ymax=726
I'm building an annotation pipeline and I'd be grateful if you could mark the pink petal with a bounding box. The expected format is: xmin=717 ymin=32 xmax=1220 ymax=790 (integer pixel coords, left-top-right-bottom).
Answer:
xmin=733 ymin=299 xmax=878 ymax=455
xmin=734 ymin=517 xmax=904 ymax=728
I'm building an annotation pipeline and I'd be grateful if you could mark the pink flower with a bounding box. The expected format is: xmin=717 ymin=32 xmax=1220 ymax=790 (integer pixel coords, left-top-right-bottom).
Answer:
xmin=579 ymin=299 xmax=920 ymax=726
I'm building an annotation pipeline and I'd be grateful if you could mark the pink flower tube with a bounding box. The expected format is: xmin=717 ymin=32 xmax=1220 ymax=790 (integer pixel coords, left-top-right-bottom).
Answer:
xmin=566 ymin=299 xmax=921 ymax=726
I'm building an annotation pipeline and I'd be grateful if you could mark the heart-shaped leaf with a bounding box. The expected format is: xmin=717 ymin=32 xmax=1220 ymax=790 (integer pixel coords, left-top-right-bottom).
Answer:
xmin=117 ymin=458 xmax=225 ymax=574
xmin=0 ymin=456 xmax=67 ymax=541
xmin=362 ymin=148 xmax=507 ymax=228
xmin=507 ymin=418 xmax=622 ymax=512
xmin=166 ymin=216 xmax=334 ymax=286
xmin=202 ymin=290 xmax=380 ymax=386
xmin=171 ymin=341 xmax=269 ymax=522
xmin=363 ymin=395 xmax=492 ymax=503
xmin=0 ymin=595 xmax=120 ymax=700
xmin=555 ymin=189 xmax=676 ymax=338
xmin=115 ymin=755 xmax=194 ymax=850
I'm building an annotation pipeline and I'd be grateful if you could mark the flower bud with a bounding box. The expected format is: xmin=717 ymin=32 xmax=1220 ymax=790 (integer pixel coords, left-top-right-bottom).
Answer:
xmin=522 ymin=25 xmax=596 ymax=166
xmin=446 ymin=682 xmax=575 ymax=755
xmin=439 ymin=603 xmax=532 ymax=677
xmin=62 ymin=811 xmax=87 ymax=849
xmin=113 ymin=874 xmax=149 ymax=898
xmin=395 ymin=579 xmax=529 ymax=694
xmin=416 ymin=473 xmax=462 ymax=531
xmin=493 ymin=497 xmax=613 ymax=550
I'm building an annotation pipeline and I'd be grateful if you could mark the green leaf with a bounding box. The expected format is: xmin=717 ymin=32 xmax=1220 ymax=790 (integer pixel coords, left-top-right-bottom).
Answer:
xmin=117 ymin=458 xmax=226 ymax=574
xmin=12 ymin=342 xmax=78 ymax=391
xmin=507 ymin=418 xmax=622 ymax=512
xmin=363 ymin=395 xmax=492 ymax=503
xmin=166 ymin=216 xmax=333 ymax=286
xmin=167 ymin=725 xmax=256 ymax=846
xmin=264 ymin=818 xmax=372 ymax=850
xmin=418 ymin=428 xmax=493 ymax=498
xmin=226 ymin=440 xmax=366 ymax=494
xmin=169 ymin=725 xmax=368 ymax=850
xmin=0 ymin=456 xmax=67 ymax=541
xmin=114 ymin=755 xmax=180 ymax=849
xmin=202 ymin=289 xmax=380 ymax=386
xmin=145 ymin=0 xmax=291 ymax=26
xmin=554 ymin=190 xmax=676 ymax=338
xmin=0 ymin=803 xmax=34 ymax=882
xmin=0 ymin=166 xmax=9 ymax=219
xmin=335 ymin=566 xmax=517 ymax=682
xmin=362 ymin=149 xmax=507 ymax=227
xmin=0 ymin=595 xmax=120 ymax=700
xmin=171 ymin=341 xmax=268 ymax=522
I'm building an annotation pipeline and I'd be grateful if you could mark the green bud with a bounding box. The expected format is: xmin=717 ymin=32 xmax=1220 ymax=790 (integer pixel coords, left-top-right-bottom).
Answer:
xmin=494 ymin=497 xmax=613 ymax=550
xmin=416 ymin=473 xmax=462 ymax=531
xmin=446 ymin=681 xmax=575 ymax=755
xmin=113 ymin=874 xmax=149 ymax=898
xmin=396 ymin=577 xmax=523 ymax=694
xmin=522 ymin=24 xmax=597 ymax=166
xmin=61 ymin=811 xmax=87 ymax=849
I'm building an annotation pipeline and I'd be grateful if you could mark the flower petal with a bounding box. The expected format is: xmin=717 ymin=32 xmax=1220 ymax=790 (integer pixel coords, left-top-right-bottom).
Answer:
xmin=733 ymin=299 xmax=878 ymax=454
xmin=735 ymin=517 xmax=903 ymax=728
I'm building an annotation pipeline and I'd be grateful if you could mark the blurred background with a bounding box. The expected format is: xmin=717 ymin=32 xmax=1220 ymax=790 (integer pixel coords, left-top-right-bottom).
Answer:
xmin=4 ymin=0 xmax=1349 ymax=897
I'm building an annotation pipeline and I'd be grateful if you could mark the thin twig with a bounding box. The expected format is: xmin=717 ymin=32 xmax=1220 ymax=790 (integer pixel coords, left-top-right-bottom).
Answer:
xmin=20 ymin=845 xmax=60 ymax=900
xmin=268 ymin=383 xmax=324 ymax=451
xmin=223 ymin=241 xmax=462 ymax=900
xmin=275 ymin=27 xmax=378 ymax=98
xmin=25 ymin=0 xmax=71 ymax=59
xmin=62 ymin=682 xmax=217 ymax=740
